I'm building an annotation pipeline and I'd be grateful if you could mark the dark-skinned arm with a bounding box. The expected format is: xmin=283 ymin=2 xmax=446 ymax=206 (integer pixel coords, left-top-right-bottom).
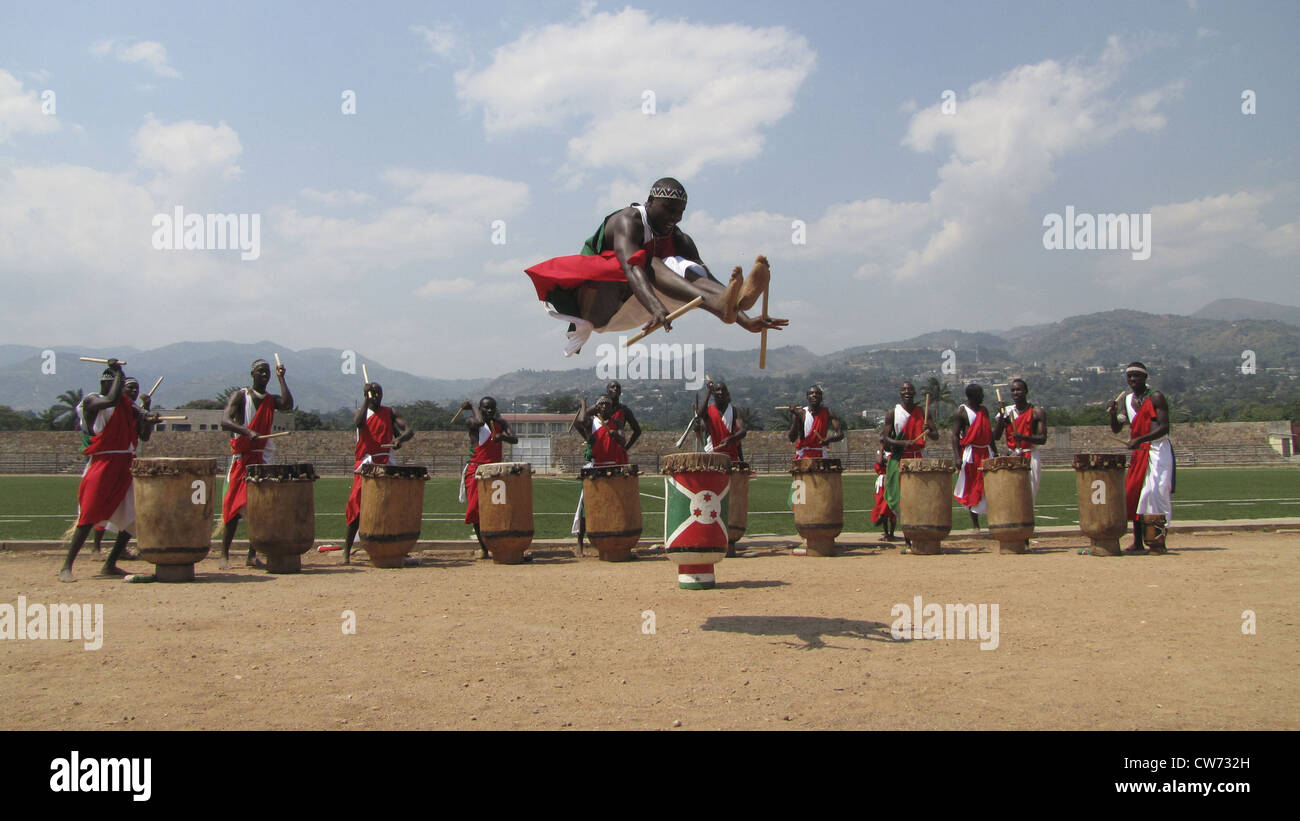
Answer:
xmin=1129 ymin=393 xmax=1171 ymax=448
xmin=621 ymin=406 xmax=642 ymax=451
xmin=823 ymin=410 xmax=846 ymax=445
xmin=274 ymin=364 xmax=294 ymax=411
xmin=220 ymin=388 xmax=258 ymax=440
xmin=608 ymin=210 xmax=671 ymax=330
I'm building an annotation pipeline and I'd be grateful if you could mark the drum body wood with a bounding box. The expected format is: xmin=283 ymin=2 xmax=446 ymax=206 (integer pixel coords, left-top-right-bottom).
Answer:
xmin=476 ymin=462 xmax=534 ymax=565
xmin=247 ymin=463 xmax=318 ymax=573
xmin=1072 ymin=453 xmax=1128 ymax=556
xmin=131 ymin=457 xmax=218 ymax=582
xmin=899 ymin=458 xmax=956 ymax=555
xmin=726 ymin=462 xmax=751 ymax=558
xmin=790 ymin=458 xmax=843 ymax=557
xmin=581 ymin=464 xmax=641 ymax=562
xmin=661 ymin=453 xmax=730 ymax=589
xmin=358 ymin=464 xmax=429 ymax=567
xmin=980 ymin=455 xmax=1035 ymax=553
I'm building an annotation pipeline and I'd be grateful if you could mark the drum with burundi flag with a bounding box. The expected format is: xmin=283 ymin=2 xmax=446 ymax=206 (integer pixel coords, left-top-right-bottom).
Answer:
xmin=661 ymin=452 xmax=731 ymax=589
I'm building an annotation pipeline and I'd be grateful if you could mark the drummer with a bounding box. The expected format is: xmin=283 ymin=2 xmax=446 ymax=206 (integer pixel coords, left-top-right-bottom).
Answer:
xmin=879 ymin=380 xmax=938 ymax=548
xmin=343 ymin=381 xmax=414 ymax=565
xmin=990 ymin=378 xmax=1046 ymax=499
xmin=572 ymin=395 xmax=630 ymax=556
xmin=58 ymin=363 xmax=159 ymax=582
xmin=785 ymin=385 xmax=844 ymax=459
xmin=461 ymin=397 xmax=518 ymax=559
xmin=698 ymin=379 xmax=746 ymax=461
xmin=219 ymin=358 xmax=294 ymax=569
xmin=598 ymin=381 xmax=642 ymax=453
xmin=952 ymin=383 xmax=997 ymax=532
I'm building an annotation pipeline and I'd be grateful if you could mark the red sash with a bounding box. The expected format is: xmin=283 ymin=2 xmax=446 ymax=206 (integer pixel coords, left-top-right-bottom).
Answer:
xmin=82 ymin=394 xmax=138 ymax=455
xmin=223 ymin=391 xmax=276 ymax=523
xmin=592 ymin=419 xmax=628 ymax=465
xmin=1006 ymin=404 xmax=1035 ymax=452
xmin=705 ymin=405 xmax=740 ymax=459
xmin=796 ymin=407 xmax=830 ymax=456
xmin=464 ymin=421 xmax=503 ymax=524
xmin=897 ymin=404 xmax=926 ymax=457
xmin=77 ymin=394 xmax=138 ymax=527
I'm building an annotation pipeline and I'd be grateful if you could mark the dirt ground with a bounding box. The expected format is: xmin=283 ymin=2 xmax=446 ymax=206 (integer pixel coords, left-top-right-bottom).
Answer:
xmin=1 ymin=530 xmax=1296 ymax=730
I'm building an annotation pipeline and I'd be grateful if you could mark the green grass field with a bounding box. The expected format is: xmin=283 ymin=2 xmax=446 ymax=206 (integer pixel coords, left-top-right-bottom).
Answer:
xmin=2 ymin=467 xmax=1298 ymax=542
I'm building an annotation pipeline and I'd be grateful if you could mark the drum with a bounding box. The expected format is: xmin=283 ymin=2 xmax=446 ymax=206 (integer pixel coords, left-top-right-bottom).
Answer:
xmin=725 ymin=461 xmax=752 ymax=558
xmin=899 ymin=458 xmax=956 ymax=555
xmin=980 ymin=455 xmax=1035 ymax=553
xmin=246 ymin=463 xmax=318 ymax=573
xmin=580 ymin=464 xmax=642 ymax=562
xmin=130 ymin=457 xmax=218 ymax=582
xmin=661 ymin=452 xmax=731 ymax=589
xmin=790 ymin=458 xmax=843 ymax=557
xmin=358 ymin=464 xmax=429 ymax=567
xmin=475 ymin=462 xmax=534 ymax=565
xmin=1072 ymin=453 xmax=1128 ymax=556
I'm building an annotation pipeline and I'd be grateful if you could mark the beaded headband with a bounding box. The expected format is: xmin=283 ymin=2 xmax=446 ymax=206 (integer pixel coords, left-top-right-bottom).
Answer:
xmin=648 ymin=184 xmax=687 ymax=202
xmin=1125 ymin=365 xmax=1149 ymax=376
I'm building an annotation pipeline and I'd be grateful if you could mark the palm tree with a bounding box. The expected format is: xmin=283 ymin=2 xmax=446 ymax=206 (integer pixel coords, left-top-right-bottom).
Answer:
xmin=49 ymin=389 xmax=84 ymax=430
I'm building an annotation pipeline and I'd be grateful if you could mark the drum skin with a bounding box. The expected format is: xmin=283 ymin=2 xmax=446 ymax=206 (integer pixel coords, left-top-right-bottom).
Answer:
xmin=1072 ymin=453 xmax=1128 ymax=556
xmin=581 ymin=464 xmax=641 ymax=562
xmin=790 ymin=458 xmax=842 ymax=557
xmin=661 ymin=452 xmax=730 ymax=590
xmin=980 ymin=455 xmax=1034 ymax=552
xmin=726 ymin=462 xmax=751 ymax=557
xmin=131 ymin=457 xmax=218 ymax=582
xmin=358 ymin=464 xmax=429 ymax=568
xmin=899 ymin=458 xmax=956 ymax=555
xmin=246 ymin=463 xmax=317 ymax=573
xmin=476 ymin=462 xmax=534 ymax=565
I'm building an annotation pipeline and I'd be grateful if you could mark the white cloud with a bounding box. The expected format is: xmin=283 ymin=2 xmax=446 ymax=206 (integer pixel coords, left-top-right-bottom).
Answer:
xmin=415 ymin=277 xmax=476 ymax=297
xmin=380 ymin=169 xmax=529 ymax=219
xmin=411 ymin=24 xmax=469 ymax=63
xmin=89 ymin=39 xmax=181 ymax=79
xmin=455 ymin=8 xmax=815 ymax=180
xmin=1146 ymin=191 xmax=1300 ymax=268
xmin=131 ymin=115 xmax=243 ymax=189
xmin=300 ymin=187 xmax=376 ymax=207
xmin=0 ymin=69 xmax=60 ymax=142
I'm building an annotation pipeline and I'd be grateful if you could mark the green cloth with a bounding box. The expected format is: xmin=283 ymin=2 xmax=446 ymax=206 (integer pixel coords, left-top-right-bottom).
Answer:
xmin=885 ymin=457 xmax=902 ymax=514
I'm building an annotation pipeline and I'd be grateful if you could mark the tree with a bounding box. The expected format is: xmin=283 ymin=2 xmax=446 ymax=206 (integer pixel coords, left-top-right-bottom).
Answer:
xmin=922 ymin=378 xmax=954 ymax=419
xmin=294 ymin=411 xmax=324 ymax=430
xmin=0 ymin=405 xmax=39 ymax=430
xmin=50 ymin=389 xmax=84 ymax=430
xmin=736 ymin=405 xmax=763 ymax=432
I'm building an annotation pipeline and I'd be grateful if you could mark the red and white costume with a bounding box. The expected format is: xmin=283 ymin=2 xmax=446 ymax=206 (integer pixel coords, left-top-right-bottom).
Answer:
xmin=76 ymin=393 xmax=140 ymax=533
xmin=462 ymin=421 xmax=503 ymax=525
xmin=953 ymin=405 xmax=993 ymax=514
xmin=1123 ymin=392 xmax=1174 ymax=521
xmin=345 ymin=406 xmax=395 ymax=526
xmin=870 ymin=462 xmax=894 ymax=525
xmin=795 ymin=406 xmax=830 ymax=459
xmin=703 ymin=403 xmax=742 ymax=461
xmin=526 ymin=204 xmax=701 ymax=355
xmin=222 ymin=389 xmax=277 ymax=524
xmin=1003 ymin=404 xmax=1041 ymax=499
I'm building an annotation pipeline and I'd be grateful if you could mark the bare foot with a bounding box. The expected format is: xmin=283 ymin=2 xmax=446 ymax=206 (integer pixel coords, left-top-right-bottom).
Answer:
xmin=58 ymin=568 xmax=76 ymax=583
xmin=245 ymin=556 xmax=266 ymax=569
xmin=737 ymin=255 xmax=770 ymax=312
xmin=720 ymin=267 xmax=743 ymax=324
xmin=219 ymin=556 xmax=230 ymax=570
xmin=97 ymin=565 xmax=129 ymax=577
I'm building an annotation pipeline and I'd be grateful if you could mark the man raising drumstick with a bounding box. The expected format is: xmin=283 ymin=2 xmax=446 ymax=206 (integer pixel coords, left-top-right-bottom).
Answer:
xmin=343 ymin=381 xmax=413 ymax=565
xmin=952 ymin=383 xmax=997 ymax=532
xmin=1108 ymin=362 xmax=1174 ymax=554
xmin=786 ymin=385 xmax=844 ymax=460
xmin=879 ymin=381 xmax=938 ymax=546
xmin=220 ymin=358 xmax=294 ymax=569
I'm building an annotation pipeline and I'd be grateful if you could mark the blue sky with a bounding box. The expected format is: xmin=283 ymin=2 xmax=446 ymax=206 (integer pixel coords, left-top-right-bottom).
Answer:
xmin=1 ymin=1 xmax=1296 ymax=378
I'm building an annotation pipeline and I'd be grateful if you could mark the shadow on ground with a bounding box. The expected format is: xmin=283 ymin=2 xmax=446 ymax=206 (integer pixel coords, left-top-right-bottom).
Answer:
xmin=701 ymin=614 xmax=898 ymax=650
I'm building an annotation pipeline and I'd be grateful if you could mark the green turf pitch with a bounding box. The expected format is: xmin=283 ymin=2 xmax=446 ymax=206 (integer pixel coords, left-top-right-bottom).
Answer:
xmin=1 ymin=468 xmax=1297 ymax=542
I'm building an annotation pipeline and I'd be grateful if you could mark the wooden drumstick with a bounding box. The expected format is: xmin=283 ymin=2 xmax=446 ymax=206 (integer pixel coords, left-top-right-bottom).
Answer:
xmin=258 ymin=430 xmax=293 ymax=440
xmin=759 ymin=287 xmax=769 ymax=370
xmin=153 ymin=415 xmax=187 ymax=421
xmin=362 ymin=363 xmax=370 ymax=384
xmin=449 ymin=405 xmax=467 ymax=424
xmin=147 ymin=376 xmax=164 ymax=397
xmin=911 ymin=395 xmax=931 ymax=443
xmin=274 ymin=353 xmax=282 ymax=368
xmin=79 ymin=356 xmax=127 ymax=366
xmin=623 ymin=296 xmax=705 ymax=346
